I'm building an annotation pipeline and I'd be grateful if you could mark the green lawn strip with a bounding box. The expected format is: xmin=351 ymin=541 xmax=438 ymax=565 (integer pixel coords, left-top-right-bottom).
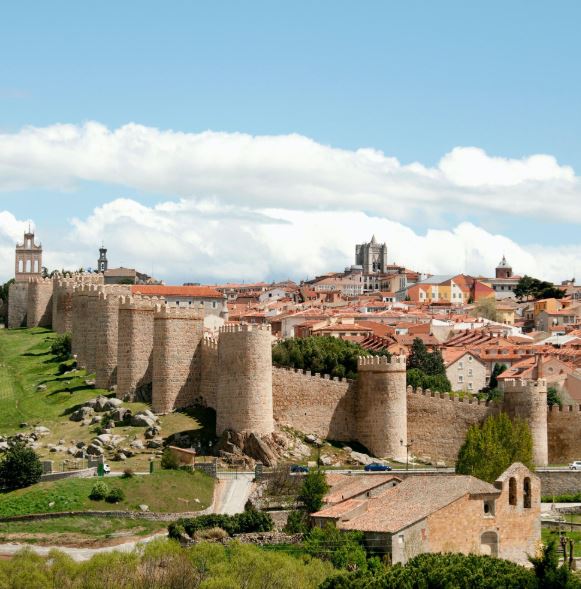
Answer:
xmin=0 ymin=470 xmax=214 ymax=516
xmin=0 ymin=516 xmax=164 ymax=542
xmin=542 ymin=527 xmax=581 ymax=557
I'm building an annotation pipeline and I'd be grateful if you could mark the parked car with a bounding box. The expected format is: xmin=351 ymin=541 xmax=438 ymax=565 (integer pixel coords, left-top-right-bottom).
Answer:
xmin=569 ymin=461 xmax=581 ymax=470
xmin=364 ymin=463 xmax=392 ymax=472
xmin=103 ymin=463 xmax=111 ymax=474
xmin=290 ymin=465 xmax=309 ymax=473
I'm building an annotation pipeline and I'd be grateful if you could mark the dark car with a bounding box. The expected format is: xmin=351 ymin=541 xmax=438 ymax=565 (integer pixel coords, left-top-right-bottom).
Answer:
xmin=364 ymin=463 xmax=392 ymax=472
xmin=290 ymin=465 xmax=309 ymax=473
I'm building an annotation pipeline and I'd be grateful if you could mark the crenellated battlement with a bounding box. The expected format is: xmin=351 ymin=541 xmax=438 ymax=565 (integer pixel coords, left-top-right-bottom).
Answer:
xmin=357 ymin=354 xmax=406 ymax=372
xmin=202 ymin=336 xmax=218 ymax=351
xmin=549 ymin=404 xmax=581 ymax=414
xmin=502 ymin=378 xmax=548 ymax=394
xmin=119 ymin=295 xmax=161 ymax=310
xmin=273 ymin=365 xmax=354 ymax=384
xmin=406 ymin=384 xmax=492 ymax=406
xmin=219 ymin=323 xmax=271 ymax=334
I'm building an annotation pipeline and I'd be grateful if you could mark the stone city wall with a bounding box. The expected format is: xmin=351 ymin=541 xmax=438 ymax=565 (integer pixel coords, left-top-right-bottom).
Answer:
xmin=94 ymin=286 xmax=131 ymax=390
xmin=71 ymin=286 xmax=89 ymax=367
xmin=152 ymin=305 xmax=204 ymax=413
xmin=52 ymin=279 xmax=75 ymax=334
xmin=200 ymin=337 xmax=218 ymax=409
xmin=84 ymin=286 xmax=102 ymax=374
xmin=7 ymin=282 xmax=29 ymax=328
xmin=216 ymin=324 xmax=273 ymax=436
xmin=548 ymin=404 xmax=581 ymax=465
xmin=407 ymin=387 xmax=496 ymax=464
xmin=272 ymin=367 xmax=356 ymax=440
xmin=116 ymin=296 xmax=158 ymax=401
xmin=26 ymin=277 xmax=54 ymax=328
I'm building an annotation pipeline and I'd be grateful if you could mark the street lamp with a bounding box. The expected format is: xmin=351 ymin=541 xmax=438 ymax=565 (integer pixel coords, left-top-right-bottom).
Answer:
xmin=400 ymin=438 xmax=414 ymax=471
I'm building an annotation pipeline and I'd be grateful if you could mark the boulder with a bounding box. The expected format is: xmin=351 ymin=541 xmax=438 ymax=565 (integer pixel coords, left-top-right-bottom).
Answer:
xmin=146 ymin=439 xmax=163 ymax=449
xmin=76 ymin=441 xmax=86 ymax=448
xmin=305 ymin=434 xmax=317 ymax=444
xmin=320 ymin=455 xmax=333 ymax=466
xmin=36 ymin=384 xmax=47 ymax=391
xmin=86 ymin=443 xmax=104 ymax=456
xmin=96 ymin=434 xmax=112 ymax=444
xmin=350 ymin=451 xmax=374 ymax=466
xmin=106 ymin=398 xmax=123 ymax=409
xmin=70 ymin=406 xmax=94 ymax=422
xmin=111 ymin=408 xmax=131 ymax=423
xmin=19 ymin=422 xmax=28 ymax=428
xmin=73 ymin=448 xmax=85 ymax=459
xmin=144 ymin=426 xmax=160 ymax=439
xmin=94 ymin=396 xmax=110 ymax=412
xmin=0 ymin=441 xmax=9 ymax=452
xmin=91 ymin=415 xmax=103 ymax=424
xmin=139 ymin=504 xmax=149 ymax=512
xmin=130 ymin=439 xmax=145 ymax=450
xmin=131 ymin=414 xmax=157 ymax=428
xmin=245 ymin=433 xmax=277 ymax=467
xmin=34 ymin=426 xmax=50 ymax=435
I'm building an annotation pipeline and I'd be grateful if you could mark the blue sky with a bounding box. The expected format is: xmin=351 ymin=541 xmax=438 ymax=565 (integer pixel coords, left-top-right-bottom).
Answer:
xmin=1 ymin=1 xmax=581 ymax=283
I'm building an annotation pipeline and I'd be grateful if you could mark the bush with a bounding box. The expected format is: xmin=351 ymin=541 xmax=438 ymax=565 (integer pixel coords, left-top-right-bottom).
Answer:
xmin=304 ymin=524 xmax=368 ymax=571
xmin=89 ymin=481 xmax=110 ymax=501
xmin=0 ymin=443 xmax=43 ymax=491
xmin=50 ymin=334 xmax=72 ymax=361
xmin=193 ymin=527 xmax=229 ymax=542
xmin=161 ymin=448 xmax=180 ymax=470
xmin=122 ymin=468 xmax=135 ymax=479
xmin=105 ymin=488 xmax=125 ymax=503
xmin=170 ymin=506 xmax=274 ymax=538
xmin=284 ymin=510 xmax=310 ymax=534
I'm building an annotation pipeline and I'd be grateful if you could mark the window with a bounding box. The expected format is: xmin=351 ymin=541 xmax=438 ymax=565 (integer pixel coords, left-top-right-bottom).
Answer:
xmin=212 ymin=301 xmax=217 ymax=309
xmin=509 ymin=477 xmax=517 ymax=506
xmin=468 ymin=382 xmax=473 ymax=390
xmin=524 ymin=477 xmax=532 ymax=508
xmin=468 ymin=355 xmax=473 ymax=362
xmin=468 ymin=369 xmax=473 ymax=376
xmin=398 ymin=534 xmax=404 ymax=544
xmin=483 ymin=499 xmax=495 ymax=516
xmin=458 ymin=361 xmax=463 ymax=370
xmin=458 ymin=375 xmax=464 ymax=383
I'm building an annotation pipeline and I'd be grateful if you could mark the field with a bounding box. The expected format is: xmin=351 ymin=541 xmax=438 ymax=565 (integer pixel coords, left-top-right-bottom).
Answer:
xmin=0 ymin=469 xmax=214 ymax=516
xmin=0 ymin=327 xmax=215 ymax=472
xmin=0 ymin=516 xmax=165 ymax=546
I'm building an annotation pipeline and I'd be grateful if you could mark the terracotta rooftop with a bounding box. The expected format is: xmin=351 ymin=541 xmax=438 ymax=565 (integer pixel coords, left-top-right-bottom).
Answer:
xmin=339 ymin=475 xmax=498 ymax=533
xmin=324 ymin=474 xmax=401 ymax=505
xmin=131 ymin=285 xmax=223 ymax=298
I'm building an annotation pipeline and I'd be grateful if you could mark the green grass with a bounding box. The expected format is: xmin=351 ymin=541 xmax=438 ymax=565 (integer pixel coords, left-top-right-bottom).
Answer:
xmin=0 ymin=516 xmax=164 ymax=544
xmin=0 ymin=328 xmax=216 ymax=471
xmin=0 ymin=470 xmax=214 ymax=516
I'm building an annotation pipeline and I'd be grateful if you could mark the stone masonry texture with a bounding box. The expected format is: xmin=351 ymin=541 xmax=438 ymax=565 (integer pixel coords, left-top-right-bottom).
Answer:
xmin=216 ymin=324 xmax=274 ymax=436
xmin=7 ymin=282 xmax=28 ymax=328
xmin=152 ymin=306 xmax=204 ymax=413
xmin=26 ymin=278 xmax=54 ymax=328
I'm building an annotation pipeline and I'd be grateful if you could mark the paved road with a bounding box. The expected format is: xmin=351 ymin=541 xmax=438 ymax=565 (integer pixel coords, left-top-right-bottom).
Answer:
xmin=215 ymin=473 xmax=254 ymax=515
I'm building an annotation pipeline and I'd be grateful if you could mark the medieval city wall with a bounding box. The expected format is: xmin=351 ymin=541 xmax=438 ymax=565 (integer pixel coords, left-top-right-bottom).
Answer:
xmin=7 ymin=282 xmax=29 ymax=328
xmin=547 ymin=405 xmax=581 ymax=464
xmin=272 ymin=367 xmax=356 ymax=440
xmin=199 ymin=338 xmax=218 ymax=409
xmin=94 ymin=286 xmax=131 ymax=390
xmin=84 ymin=286 xmax=101 ymax=374
xmin=52 ymin=279 xmax=75 ymax=334
xmin=26 ymin=278 xmax=54 ymax=328
xmin=151 ymin=306 xmax=204 ymax=414
xmin=71 ymin=286 xmax=88 ymax=367
xmin=407 ymin=387 xmax=496 ymax=464
xmin=116 ymin=296 xmax=157 ymax=401
xmin=216 ymin=324 xmax=273 ymax=436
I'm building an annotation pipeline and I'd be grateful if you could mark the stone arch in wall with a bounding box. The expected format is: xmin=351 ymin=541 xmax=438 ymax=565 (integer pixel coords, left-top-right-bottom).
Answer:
xmin=480 ymin=531 xmax=498 ymax=557
xmin=524 ymin=477 xmax=532 ymax=508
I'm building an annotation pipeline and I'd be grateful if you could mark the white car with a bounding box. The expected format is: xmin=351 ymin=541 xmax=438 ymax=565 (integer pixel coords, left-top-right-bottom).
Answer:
xmin=103 ymin=463 xmax=111 ymax=474
xmin=569 ymin=461 xmax=581 ymax=470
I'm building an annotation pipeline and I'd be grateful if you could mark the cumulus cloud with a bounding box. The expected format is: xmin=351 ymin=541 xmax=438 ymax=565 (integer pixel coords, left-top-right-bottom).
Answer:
xmin=0 ymin=198 xmax=574 ymax=285
xmin=0 ymin=122 xmax=580 ymax=223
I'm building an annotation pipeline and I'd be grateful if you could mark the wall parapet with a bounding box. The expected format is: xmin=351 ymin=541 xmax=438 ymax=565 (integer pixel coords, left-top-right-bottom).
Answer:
xmin=219 ymin=323 xmax=271 ymax=334
xmin=357 ymin=354 xmax=406 ymax=372
xmin=549 ymin=404 xmax=581 ymax=414
xmin=503 ymin=378 xmax=548 ymax=393
xmin=406 ymin=385 xmax=491 ymax=406
xmin=273 ymin=364 xmax=354 ymax=384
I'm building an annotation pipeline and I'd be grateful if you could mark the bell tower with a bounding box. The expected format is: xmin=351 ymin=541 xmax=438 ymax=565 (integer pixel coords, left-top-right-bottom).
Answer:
xmin=97 ymin=245 xmax=108 ymax=273
xmin=15 ymin=228 xmax=42 ymax=282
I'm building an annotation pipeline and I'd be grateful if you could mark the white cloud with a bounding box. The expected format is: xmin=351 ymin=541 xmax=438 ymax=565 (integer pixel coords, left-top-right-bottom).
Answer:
xmin=0 ymin=198 xmax=575 ymax=285
xmin=0 ymin=122 xmax=579 ymax=223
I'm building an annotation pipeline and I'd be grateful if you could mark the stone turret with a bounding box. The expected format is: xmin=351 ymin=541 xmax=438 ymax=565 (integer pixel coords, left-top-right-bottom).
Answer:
xmin=116 ymin=296 xmax=157 ymax=401
xmin=52 ymin=278 xmax=76 ymax=334
xmin=216 ymin=324 xmax=273 ymax=436
xmin=502 ymin=378 xmax=548 ymax=466
xmin=26 ymin=277 xmax=54 ymax=328
xmin=152 ymin=305 xmax=204 ymax=414
xmin=357 ymin=355 xmax=408 ymax=460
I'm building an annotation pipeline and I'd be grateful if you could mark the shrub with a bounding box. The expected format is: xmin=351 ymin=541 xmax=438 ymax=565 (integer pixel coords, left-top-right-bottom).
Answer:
xmin=193 ymin=527 xmax=229 ymax=542
xmin=161 ymin=448 xmax=180 ymax=470
xmin=284 ymin=510 xmax=310 ymax=534
xmin=304 ymin=524 xmax=368 ymax=571
xmin=0 ymin=443 xmax=43 ymax=491
xmin=298 ymin=470 xmax=329 ymax=514
xmin=105 ymin=488 xmax=125 ymax=503
xmin=50 ymin=334 xmax=72 ymax=361
xmin=168 ymin=522 xmax=186 ymax=540
xmin=122 ymin=468 xmax=135 ymax=479
xmin=89 ymin=481 xmax=110 ymax=501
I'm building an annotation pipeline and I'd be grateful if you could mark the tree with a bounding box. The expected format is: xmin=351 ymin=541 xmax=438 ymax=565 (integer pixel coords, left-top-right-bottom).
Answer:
xmin=529 ymin=539 xmax=580 ymax=588
xmin=406 ymin=368 xmax=451 ymax=393
xmin=50 ymin=334 xmax=72 ymax=361
xmin=408 ymin=338 xmax=446 ymax=376
xmin=304 ymin=524 xmax=368 ymax=571
xmin=475 ymin=297 xmax=498 ymax=321
xmin=489 ymin=363 xmax=507 ymax=390
xmin=547 ymin=386 xmax=562 ymax=408
xmin=514 ymin=275 xmax=565 ymax=301
xmin=0 ymin=443 xmax=43 ymax=490
xmin=298 ymin=469 xmax=329 ymax=514
xmin=160 ymin=447 xmax=180 ymax=470
xmin=456 ymin=413 xmax=534 ymax=483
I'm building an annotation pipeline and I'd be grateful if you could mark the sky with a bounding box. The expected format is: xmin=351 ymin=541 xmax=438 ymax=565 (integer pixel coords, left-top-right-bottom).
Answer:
xmin=1 ymin=1 xmax=581 ymax=284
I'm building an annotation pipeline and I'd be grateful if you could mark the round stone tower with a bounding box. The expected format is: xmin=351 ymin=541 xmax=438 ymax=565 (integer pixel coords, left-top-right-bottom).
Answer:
xmin=502 ymin=378 xmax=548 ymax=466
xmin=356 ymin=355 xmax=408 ymax=461
xmin=216 ymin=324 xmax=273 ymax=437
xmin=52 ymin=278 xmax=75 ymax=334
xmin=26 ymin=277 xmax=54 ymax=328
xmin=71 ymin=285 xmax=89 ymax=368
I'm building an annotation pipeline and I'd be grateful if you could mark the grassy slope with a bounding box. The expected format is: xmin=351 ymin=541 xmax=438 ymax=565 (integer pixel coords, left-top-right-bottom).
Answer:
xmin=0 ymin=470 xmax=214 ymax=516
xmin=0 ymin=328 xmax=215 ymax=471
xmin=0 ymin=516 xmax=164 ymax=544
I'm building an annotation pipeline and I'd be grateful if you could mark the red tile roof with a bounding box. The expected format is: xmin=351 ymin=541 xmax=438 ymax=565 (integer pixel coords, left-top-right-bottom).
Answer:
xmin=131 ymin=285 xmax=223 ymax=298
